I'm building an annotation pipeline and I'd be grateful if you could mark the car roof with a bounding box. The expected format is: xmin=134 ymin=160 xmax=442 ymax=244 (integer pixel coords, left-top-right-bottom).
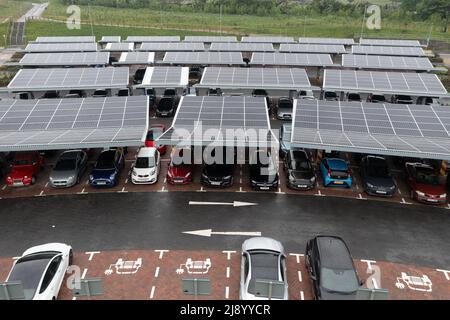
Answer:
xmin=325 ymin=158 xmax=348 ymax=170
xmin=316 ymin=236 xmax=354 ymax=269
xmin=14 ymin=152 xmax=38 ymax=160
xmin=366 ymin=155 xmax=386 ymax=164
xmin=290 ymin=149 xmax=307 ymax=160
xmin=407 ymin=162 xmax=434 ymax=170
xmin=99 ymin=149 xmax=116 ymax=159
xmin=137 ymin=147 xmax=157 ymax=157
xmin=60 ymin=150 xmax=83 ymax=159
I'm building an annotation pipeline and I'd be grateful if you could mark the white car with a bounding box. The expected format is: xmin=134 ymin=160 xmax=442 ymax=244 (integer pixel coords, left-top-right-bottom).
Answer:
xmin=131 ymin=147 xmax=161 ymax=184
xmin=6 ymin=243 xmax=73 ymax=300
xmin=240 ymin=237 xmax=288 ymax=300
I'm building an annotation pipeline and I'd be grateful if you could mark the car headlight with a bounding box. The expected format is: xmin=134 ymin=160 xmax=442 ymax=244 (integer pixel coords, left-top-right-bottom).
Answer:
xmin=416 ymin=191 xmax=425 ymax=196
xmin=67 ymin=176 xmax=74 ymax=183
xmin=440 ymin=193 xmax=446 ymax=198
xmin=366 ymin=182 xmax=374 ymax=188
xmin=149 ymin=169 xmax=156 ymax=175
xmin=109 ymin=173 xmax=116 ymax=180
xmin=289 ymin=174 xmax=296 ymax=182
xmin=223 ymin=175 xmax=232 ymax=180
xmin=24 ymin=175 xmax=28 ymax=179
xmin=310 ymin=176 xmax=316 ymax=183
xmin=185 ymin=172 xmax=191 ymax=178
xmin=89 ymin=175 xmax=93 ymax=181
xmin=132 ymin=171 xmax=137 ymax=176
xmin=49 ymin=176 xmax=53 ymax=182
xmin=167 ymin=171 xmax=173 ymax=178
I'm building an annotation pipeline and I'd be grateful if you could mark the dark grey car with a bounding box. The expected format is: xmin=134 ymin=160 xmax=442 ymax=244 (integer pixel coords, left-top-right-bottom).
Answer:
xmin=360 ymin=155 xmax=396 ymax=196
xmin=49 ymin=150 xmax=88 ymax=188
xmin=276 ymin=97 xmax=293 ymax=120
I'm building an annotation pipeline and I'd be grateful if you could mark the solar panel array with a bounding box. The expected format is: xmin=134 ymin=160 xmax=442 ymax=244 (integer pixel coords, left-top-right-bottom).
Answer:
xmin=291 ymin=99 xmax=450 ymax=160
xmin=298 ymin=37 xmax=355 ymax=45
xmin=0 ymin=96 xmax=148 ymax=151
xmin=163 ymin=52 xmax=244 ymax=65
xmin=19 ymin=52 xmax=110 ymax=66
xmin=138 ymin=66 xmax=189 ymax=88
xmin=115 ymin=52 xmax=155 ymax=65
xmin=324 ymin=70 xmax=447 ymax=96
xmin=102 ymin=42 xmax=134 ymax=51
xmin=359 ymin=39 xmax=422 ymax=47
xmin=197 ymin=67 xmax=311 ymax=90
xmin=7 ymin=67 xmax=129 ymax=91
xmin=209 ymin=42 xmax=275 ymax=52
xmin=279 ymin=44 xmax=346 ymax=54
xmin=24 ymin=43 xmax=98 ymax=53
xmin=342 ymin=54 xmax=434 ymax=71
xmin=99 ymin=36 xmax=121 ymax=43
xmin=250 ymin=52 xmax=334 ymax=67
xmin=138 ymin=42 xmax=205 ymax=51
xmin=33 ymin=36 xmax=96 ymax=43
xmin=184 ymin=36 xmax=238 ymax=43
xmin=125 ymin=36 xmax=180 ymax=42
xmin=352 ymin=45 xmax=425 ymax=56
xmin=158 ymin=96 xmax=273 ymax=147
xmin=241 ymin=36 xmax=295 ymax=43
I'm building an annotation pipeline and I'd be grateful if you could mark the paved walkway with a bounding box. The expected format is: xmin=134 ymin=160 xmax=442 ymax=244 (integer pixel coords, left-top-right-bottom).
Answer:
xmin=17 ymin=2 xmax=49 ymax=22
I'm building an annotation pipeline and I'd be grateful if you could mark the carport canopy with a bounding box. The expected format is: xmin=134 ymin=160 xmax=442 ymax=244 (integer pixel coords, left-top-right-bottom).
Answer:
xmin=157 ymin=96 xmax=277 ymax=147
xmin=2 ymin=67 xmax=129 ymax=92
xmin=0 ymin=96 xmax=148 ymax=152
xmin=17 ymin=52 xmax=110 ymax=67
xmin=291 ymin=99 xmax=450 ymax=160
xmin=31 ymin=36 xmax=96 ymax=43
xmin=134 ymin=66 xmax=189 ymax=89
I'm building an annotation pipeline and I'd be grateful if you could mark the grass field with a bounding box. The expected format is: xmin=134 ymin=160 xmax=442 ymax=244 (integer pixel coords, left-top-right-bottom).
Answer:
xmin=38 ymin=0 xmax=449 ymax=43
xmin=0 ymin=0 xmax=33 ymax=21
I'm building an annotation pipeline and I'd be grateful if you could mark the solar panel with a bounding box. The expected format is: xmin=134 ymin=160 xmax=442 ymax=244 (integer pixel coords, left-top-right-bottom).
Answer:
xmin=250 ymin=52 xmax=334 ymax=67
xmin=241 ymin=36 xmax=295 ymax=43
xmin=352 ymin=45 xmax=425 ymax=56
xmin=197 ymin=67 xmax=311 ymax=90
xmin=124 ymin=36 xmax=180 ymax=42
xmin=163 ymin=52 xmax=244 ymax=65
xmin=115 ymin=52 xmax=155 ymax=65
xmin=323 ymin=70 xmax=448 ymax=97
xmin=298 ymin=37 xmax=355 ymax=45
xmin=359 ymin=39 xmax=422 ymax=47
xmin=291 ymin=99 xmax=450 ymax=160
xmin=5 ymin=67 xmax=129 ymax=91
xmin=157 ymin=96 xmax=275 ymax=147
xmin=136 ymin=66 xmax=189 ymax=88
xmin=33 ymin=36 xmax=96 ymax=43
xmin=342 ymin=54 xmax=434 ymax=71
xmin=184 ymin=36 xmax=238 ymax=43
xmin=138 ymin=42 xmax=205 ymax=51
xmin=209 ymin=42 xmax=275 ymax=52
xmin=99 ymin=36 xmax=121 ymax=43
xmin=102 ymin=43 xmax=134 ymax=51
xmin=0 ymin=96 xmax=148 ymax=152
xmin=279 ymin=44 xmax=346 ymax=54
xmin=24 ymin=43 xmax=98 ymax=53
xmin=18 ymin=52 xmax=110 ymax=66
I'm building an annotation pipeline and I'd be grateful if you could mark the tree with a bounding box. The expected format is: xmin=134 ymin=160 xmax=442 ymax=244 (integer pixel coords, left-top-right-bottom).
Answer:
xmin=402 ymin=0 xmax=450 ymax=32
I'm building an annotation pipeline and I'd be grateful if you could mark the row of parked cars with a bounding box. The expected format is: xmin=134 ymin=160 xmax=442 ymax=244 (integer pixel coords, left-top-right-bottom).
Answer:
xmin=322 ymin=91 xmax=441 ymax=106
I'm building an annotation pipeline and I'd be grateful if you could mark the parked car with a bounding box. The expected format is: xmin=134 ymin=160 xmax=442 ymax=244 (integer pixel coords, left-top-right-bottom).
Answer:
xmin=208 ymin=88 xmax=222 ymax=96
xmin=276 ymin=97 xmax=293 ymax=120
xmin=5 ymin=152 xmax=44 ymax=187
xmin=323 ymin=91 xmax=338 ymax=101
xmin=133 ymin=68 xmax=146 ymax=84
xmin=145 ymin=88 xmax=156 ymax=107
xmin=405 ymin=162 xmax=446 ymax=204
xmin=279 ymin=124 xmax=292 ymax=158
xmin=89 ymin=148 xmax=124 ymax=187
xmin=298 ymin=90 xmax=315 ymax=100
xmin=367 ymin=94 xmax=386 ymax=103
xmin=166 ymin=147 xmax=194 ymax=185
xmin=156 ymin=97 xmax=176 ymax=117
xmin=42 ymin=91 xmax=59 ymax=99
xmin=49 ymin=150 xmax=88 ymax=188
xmin=6 ymin=243 xmax=72 ymax=300
xmin=346 ymin=93 xmax=361 ymax=102
xmin=16 ymin=92 xmax=34 ymax=100
xmin=416 ymin=96 xmax=441 ymax=106
xmin=92 ymin=89 xmax=109 ymax=97
xmin=320 ymin=158 xmax=352 ymax=188
xmin=64 ymin=90 xmax=85 ymax=98
xmin=360 ymin=155 xmax=396 ymax=196
xmin=117 ymin=88 xmax=130 ymax=96
xmin=306 ymin=235 xmax=361 ymax=300
xmin=201 ymin=163 xmax=234 ymax=187
xmin=163 ymin=88 xmax=178 ymax=103
xmin=131 ymin=147 xmax=160 ymax=185
xmin=145 ymin=124 xmax=167 ymax=155
xmin=284 ymin=149 xmax=316 ymax=190
xmin=189 ymin=67 xmax=202 ymax=84
xmin=240 ymin=237 xmax=288 ymax=300
xmin=392 ymin=95 xmax=413 ymax=104
xmin=249 ymin=150 xmax=279 ymax=191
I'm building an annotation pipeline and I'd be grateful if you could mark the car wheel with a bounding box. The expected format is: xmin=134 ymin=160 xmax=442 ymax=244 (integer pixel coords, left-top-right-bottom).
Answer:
xmin=69 ymin=249 xmax=73 ymax=266
xmin=31 ymin=176 xmax=36 ymax=185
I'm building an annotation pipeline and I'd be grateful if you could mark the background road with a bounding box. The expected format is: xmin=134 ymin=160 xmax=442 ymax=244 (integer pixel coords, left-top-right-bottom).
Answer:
xmin=0 ymin=192 xmax=449 ymax=268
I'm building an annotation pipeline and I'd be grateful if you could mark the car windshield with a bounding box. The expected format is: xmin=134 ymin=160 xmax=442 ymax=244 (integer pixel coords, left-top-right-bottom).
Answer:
xmin=13 ymin=159 xmax=31 ymax=166
xmin=368 ymin=161 xmax=390 ymax=178
xmin=54 ymin=159 xmax=76 ymax=171
xmin=135 ymin=157 xmax=154 ymax=168
xmin=279 ymin=100 xmax=292 ymax=109
xmin=95 ymin=152 xmax=115 ymax=170
xmin=248 ymin=251 xmax=280 ymax=295
xmin=8 ymin=253 xmax=56 ymax=300
xmin=416 ymin=168 xmax=440 ymax=185
xmin=291 ymin=160 xmax=311 ymax=171
xmin=320 ymin=267 xmax=359 ymax=294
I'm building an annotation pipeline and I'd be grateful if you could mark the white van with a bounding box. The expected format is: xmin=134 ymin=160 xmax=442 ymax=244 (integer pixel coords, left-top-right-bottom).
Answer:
xmin=131 ymin=147 xmax=160 ymax=184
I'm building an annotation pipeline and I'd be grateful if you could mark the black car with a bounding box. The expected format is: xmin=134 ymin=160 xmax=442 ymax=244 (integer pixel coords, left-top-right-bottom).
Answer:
xmin=93 ymin=89 xmax=109 ymax=97
xmin=133 ymin=68 xmax=146 ymax=84
xmin=249 ymin=150 xmax=278 ymax=191
xmin=367 ymin=94 xmax=386 ymax=103
xmin=117 ymin=89 xmax=130 ymax=96
xmin=346 ymin=93 xmax=361 ymax=102
xmin=284 ymin=149 xmax=316 ymax=190
xmin=276 ymin=97 xmax=293 ymax=120
xmin=306 ymin=235 xmax=361 ymax=300
xmin=392 ymin=95 xmax=413 ymax=104
xmin=360 ymin=155 xmax=396 ymax=196
xmin=156 ymin=97 xmax=176 ymax=117
xmin=42 ymin=91 xmax=59 ymax=99
xmin=201 ymin=164 xmax=234 ymax=187
xmin=145 ymin=88 xmax=156 ymax=107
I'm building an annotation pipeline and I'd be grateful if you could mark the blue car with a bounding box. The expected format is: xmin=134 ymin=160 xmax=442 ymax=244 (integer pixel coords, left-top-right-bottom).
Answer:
xmin=320 ymin=158 xmax=352 ymax=188
xmin=89 ymin=149 xmax=124 ymax=188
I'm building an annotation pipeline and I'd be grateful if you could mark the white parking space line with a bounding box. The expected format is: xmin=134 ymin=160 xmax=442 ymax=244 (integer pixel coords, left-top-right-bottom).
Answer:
xmin=401 ymin=198 xmax=412 ymax=205
xmin=276 ymin=187 xmax=285 ymax=194
xmin=197 ymin=186 xmax=206 ymax=192
xmin=225 ymin=286 xmax=229 ymax=299
xmin=314 ymin=190 xmax=325 ymax=197
xmin=436 ymin=269 xmax=450 ymax=280
xmin=226 ymin=267 xmax=230 ymax=278
xmin=45 ymin=182 xmax=49 ymax=188
xmin=289 ymin=253 xmax=304 ymax=263
xmin=154 ymin=267 xmax=160 ymax=278
xmin=1 ymin=185 xmax=6 ymax=190
xmin=357 ymin=193 xmax=367 ymax=200
xmin=222 ymin=251 xmax=236 ymax=260
xmin=117 ymin=187 xmax=128 ymax=193
xmin=149 ymin=286 xmax=156 ymax=299
xmin=158 ymin=186 xmax=167 ymax=192
xmin=361 ymin=259 xmax=377 ymax=272
xmin=398 ymin=188 xmax=402 ymax=195
xmin=371 ymin=278 xmax=379 ymax=289
xmin=81 ymin=268 xmax=88 ymax=279
xmin=300 ymin=291 xmax=304 ymax=300
xmin=85 ymin=251 xmax=100 ymax=261
xmin=237 ymin=187 xmax=246 ymax=193
xmin=163 ymin=178 xmax=167 ymax=183
xmin=125 ymin=178 xmax=129 ymax=184
xmin=298 ymin=271 xmax=302 ymax=282
xmin=155 ymin=249 xmax=169 ymax=259
xmin=35 ymin=190 xmax=45 ymax=197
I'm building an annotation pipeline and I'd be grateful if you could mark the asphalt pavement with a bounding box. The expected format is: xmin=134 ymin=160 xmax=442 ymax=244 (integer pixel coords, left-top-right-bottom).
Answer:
xmin=0 ymin=191 xmax=449 ymax=268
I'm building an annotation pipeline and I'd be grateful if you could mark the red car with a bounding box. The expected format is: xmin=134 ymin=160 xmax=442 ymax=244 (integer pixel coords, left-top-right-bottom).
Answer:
xmin=167 ymin=147 xmax=193 ymax=185
xmin=6 ymin=152 xmax=44 ymax=187
xmin=145 ymin=124 xmax=167 ymax=155
xmin=405 ymin=162 xmax=447 ymax=204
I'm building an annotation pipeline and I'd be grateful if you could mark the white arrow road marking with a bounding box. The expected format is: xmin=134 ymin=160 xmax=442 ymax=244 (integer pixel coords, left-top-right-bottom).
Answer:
xmin=183 ymin=229 xmax=261 ymax=237
xmin=189 ymin=201 xmax=257 ymax=207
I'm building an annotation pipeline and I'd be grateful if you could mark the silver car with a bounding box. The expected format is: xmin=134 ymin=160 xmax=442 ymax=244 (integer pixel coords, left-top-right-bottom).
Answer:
xmin=240 ymin=237 xmax=288 ymax=300
xmin=49 ymin=150 xmax=88 ymax=188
